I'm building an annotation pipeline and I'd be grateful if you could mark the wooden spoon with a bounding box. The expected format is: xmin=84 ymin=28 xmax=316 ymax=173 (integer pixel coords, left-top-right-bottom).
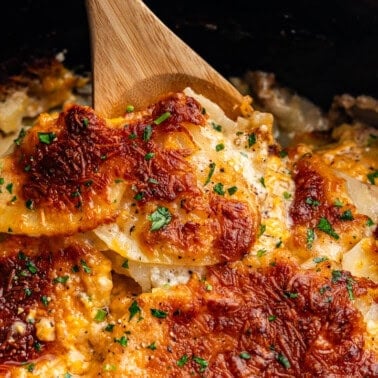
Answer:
xmin=86 ymin=0 xmax=243 ymax=119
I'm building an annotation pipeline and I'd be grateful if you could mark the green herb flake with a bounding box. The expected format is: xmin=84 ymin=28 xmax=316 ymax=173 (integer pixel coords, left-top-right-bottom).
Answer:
xmin=215 ymin=143 xmax=225 ymax=151
xmin=122 ymin=259 xmax=129 ymax=269
xmin=275 ymin=239 xmax=283 ymax=248
xmin=193 ymin=356 xmax=208 ymax=372
xmin=128 ymin=133 xmax=137 ymax=140
xmin=227 ymin=186 xmax=238 ymax=195
xmin=134 ymin=192 xmax=144 ymax=201
xmin=319 ymin=285 xmax=330 ymax=295
xmin=257 ymin=249 xmax=267 ymax=257
xmin=268 ymin=315 xmax=277 ymax=322
xmin=213 ymin=182 xmax=225 ymax=195
xmin=64 ymin=373 xmax=73 ymax=378
xmin=177 ymin=354 xmax=189 ymax=367
xmin=148 ymin=207 xmax=171 ymax=231
xmin=128 ymin=300 xmax=141 ymax=321
xmin=145 ymin=152 xmax=155 ymax=160
xmin=25 ymin=199 xmax=34 ymax=210
xmin=279 ymin=150 xmax=288 ymax=158
xmin=114 ymin=178 xmax=124 ymax=183
xmin=25 ymin=287 xmax=32 ymax=297
xmin=25 ymin=363 xmax=35 ymax=372
xmin=14 ymin=128 xmax=26 ymax=146
xmin=239 ymin=351 xmax=251 ymax=360
xmin=248 ymin=133 xmax=256 ymax=147
xmin=26 ymin=261 xmax=38 ymax=274
xmin=82 ymin=118 xmax=89 ymax=127
xmin=154 ymin=111 xmax=171 ymax=125
xmin=84 ymin=179 xmax=93 ymax=187
xmin=284 ymin=291 xmax=298 ymax=299
xmin=24 ymin=165 xmax=31 ymax=172
xmin=103 ymin=364 xmax=117 ymax=372
xmin=38 ymin=132 xmax=56 ymax=145
xmin=105 ymin=323 xmax=115 ymax=332
xmin=340 ymin=210 xmax=354 ymax=221
xmin=277 ymin=353 xmax=291 ymax=369
xmin=211 ymin=122 xmax=222 ymax=132
xmin=34 ymin=342 xmax=42 ymax=352
xmin=367 ymin=170 xmax=378 ymax=185
xmin=313 ymin=256 xmax=328 ymax=264
xmin=317 ymin=217 xmax=339 ymax=240
xmin=6 ymin=183 xmax=13 ymax=194
xmin=147 ymin=341 xmax=157 ymax=350
xmin=126 ymin=104 xmax=135 ymax=113
xmin=147 ymin=177 xmax=159 ymax=184
xmin=259 ymin=177 xmax=266 ymax=188
xmin=150 ymin=308 xmax=168 ymax=319
xmin=306 ymin=228 xmax=315 ymax=249
xmin=94 ymin=309 xmax=108 ymax=322
xmin=41 ymin=295 xmax=50 ymax=306
xmin=10 ymin=195 xmax=17 ymax=203
xmin=143 ymin=125 xmax=153 ymax=141
xmin=259 ymin=224 xmax=266 ymax=237
xmin=334 ymin=198 xmax=343 ymax=207
xmin=114 ymin=335 xmax=128 ymax=347
xmin=204 ymin=162 xmax=216 ymax=185
xmin=331 ymin=270 xmax=343 ymax=283
xmin=0 ymin=178 xmax=4 ymax=185
xmin=53 ymin=275 xmax=69 ymax=284
xmin=283 ymin=191 xmax=292 ymax=199
xmin=81 ymin=259 xmax=92 ymax=274
xmin=305 ymin=197 xmax=320 ymax=206
xmin=72 ymin=265 xmax=80 ymax=273
xmin=346 ymin=277 xmax=354 ymax=300
xmin=366 ymin=218 xmax=374 ymax=227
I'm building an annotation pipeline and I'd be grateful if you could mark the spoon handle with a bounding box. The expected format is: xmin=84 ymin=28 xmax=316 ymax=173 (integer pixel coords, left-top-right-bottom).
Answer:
xmin=86 ymin=0 xmax=243 ymax=118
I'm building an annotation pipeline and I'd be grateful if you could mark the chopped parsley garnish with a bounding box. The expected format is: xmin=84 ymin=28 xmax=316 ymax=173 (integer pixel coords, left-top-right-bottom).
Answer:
xmin=331 ymin=270 xmax=343 ymax=283
xmin=284 ymin=291 xmax=298 ymax=299
xmin=313 ymin=256 xmax=328 ymax=264
xmin=317 ymin=217 xmax=339 ymax=239
xmin=34 ymin=342 xmax=42 ymax=351
xmin=211 ymin=122 xmax=222 ymax=132
xmin=148 ymin=206 xmax=172 ymax=231
xmin=215 ymin=143 xmax=225 ymax=151
xmin=82 ymin=118 xmax=89 ymax=127
xmin=72 ymin=265 xmax=80 ymax=273
xmin=334 ymin=198 xmax=343 ymax=207
xmin=340 ymin=210 xmax=354 ymax=221
xmin=134 ymin=192 xmax=144 ymax=201
xmin=259 ymin=177 xmax=266 ymax=188
xmin=25 ymin=363 xmax=35 ymax=372
xmin=26 ymin=261 xmax=38 ymax=274
xmin=128 ymin=132 xmax=137 ymax=140
xmin=114 ymin=178 xmax=123 ymax=183
xmin=105 ymin=323 xmax=115 ymax=332
xmin=257 ymin=249 xmax=267 ymax=257
xmin=248 ymin=133 xmax=256 ymax=147
xmin=366 ymin=217 xmax=374 ymax=227
xmin=64 ymin=373 xmax=72 ymax=378
xmin=14 ymin=128 xmax=26 ymax=146
xmin=41 ymin=295 xmax=50 ymax=306
xmin=10 ymin=195 xmax=17 ymax=203
xmin=268 ymin=315 xmax=277 ymax=322
xmin=143 ymin=124 xmax=153 ymax=141
xmin=275 ymin=239 xmax=283 ymax=248
xmin=346 ymin=277 xmax=354 ymax=300
xmin=0 ymin=178 xmax=4 ymax=185
xmin=154 ymin=111 xmax=171 ymax=125
xmin=367 ymin=170 xmax=378 ymax=185
xmin=145 ymin=152 xmax=155 ymax=160
xmin=150 ymin=308 xmax=168 ymax=319
xmin=147 ymin=177 xmax=159 ymax=184
xmin=227 ymin=186 xmax=238 ymax=195
xmin=306 ymin=228 xmax=315 ymax=249
xmin=25 ymin=288 xmax=32 ymax=297
xmin=277 ymin=353 xmax=291 ymax=369
xmin=193 ymin=356 xmax=208 ymax=372
xmin=84 ymin=179 xmax=93 ymax=187
xmin=204 ymin=162 xmax=216 ymax=185
xmin=177 ymin=354 xmax=189 ymax=367
xmin=305 ymin=197 xmax=320 ymax=206
xmin=128 ymin=300 xmax=141 ymax=321
xmin=122 ymin=259 xmax=129 ymax=269
xmin=283 ymin=191 xmax=291 ymax=199
xmin=147 ymin=341 xmax=157 ymax=350
xmin=80 ymin=259 xmax=92 ymax=274
xmin=258 ymin=224 xmax=266 ymax=236
xmin=38 ymin=132 xmax=56 ymax=145
xmin=25 ymin=199 xmax=34 ymax=210
xmin=279 ymin=150 xmax=288 ymax=158
xmin=319 ymin=285 xmax=331 ymax=295
xmin=24 ymin=165 xmax=31 ymax=172
xmin=114 ymin=335 xmax=128 ymax=347
xmin=94 ymin=309 xmax=108 ymax=322
xmin=6 ymin=183 xmax=13 ymax=194
xmin=213 ymin=182 xmax=225 ymax=195
xmin=103 ymin=364 xmax=116 ymax=372
xmin=125 ymin=104 xmax=135 ymax=113
xmin=53 ymin=275 xmax=69 ymax=284
xmin=239 ymin=351 xmax=251 ymax=360
xmin=100 ymin=154 xmax=107 ymax=160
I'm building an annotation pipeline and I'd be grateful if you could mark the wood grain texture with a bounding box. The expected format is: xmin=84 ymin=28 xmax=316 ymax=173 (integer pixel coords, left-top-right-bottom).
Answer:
xmin=86 ymin=0 xmax=243 ymax=119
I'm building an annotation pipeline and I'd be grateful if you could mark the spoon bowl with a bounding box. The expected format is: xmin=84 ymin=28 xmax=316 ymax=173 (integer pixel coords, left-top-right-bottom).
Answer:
xmin=86 ymin=0 xmax=243 ymax=118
